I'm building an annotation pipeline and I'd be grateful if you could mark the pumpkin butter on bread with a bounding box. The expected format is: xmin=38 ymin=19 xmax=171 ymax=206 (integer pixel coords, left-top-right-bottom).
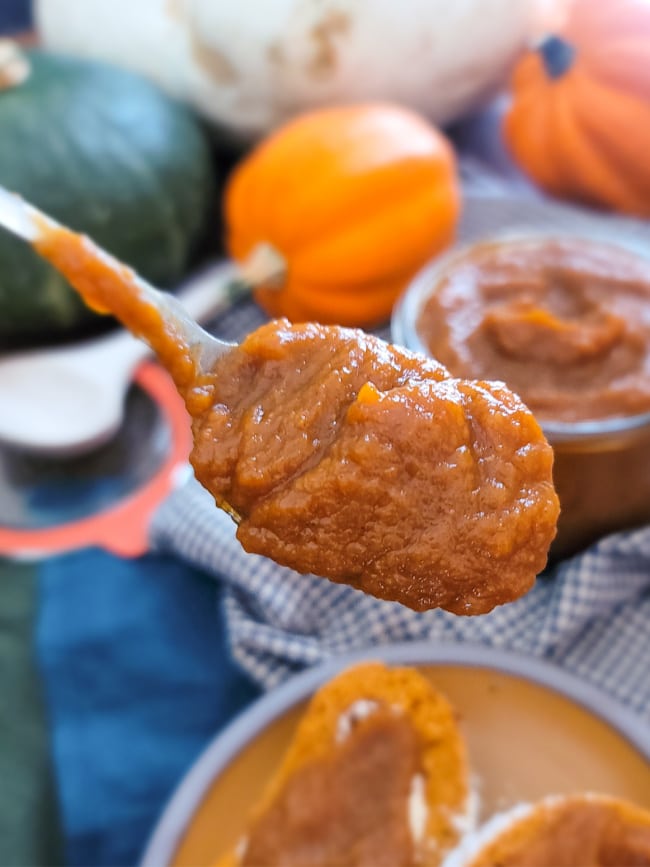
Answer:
xmin=217 ymin=663 xmax=474 ymax=867
xmin=442 ymin=793 xmax=650 ymax=867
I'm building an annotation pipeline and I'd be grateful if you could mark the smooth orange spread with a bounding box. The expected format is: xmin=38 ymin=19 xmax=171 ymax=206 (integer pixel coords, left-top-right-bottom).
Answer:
xmin=417 ymin=238 xmax=650 ymax=423
xmin=470 ymin=797 xmax=650 ymax=867
xmin=34 ymin=225 xmax=213 ymax=410
xmin=240 ymin=707 xmax=421 ymax=867
xmin=219 ymin=662 xmax=471 ymax=867
xmin=35 ymin=226 xmax=559 ymax=614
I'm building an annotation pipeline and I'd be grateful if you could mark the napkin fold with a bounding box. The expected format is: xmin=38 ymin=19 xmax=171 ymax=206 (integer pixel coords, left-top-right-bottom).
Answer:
xmin=152 ymin=478 xmax=650 ymax=715
xmin=151 ymin=175 xmax=650 ymax=714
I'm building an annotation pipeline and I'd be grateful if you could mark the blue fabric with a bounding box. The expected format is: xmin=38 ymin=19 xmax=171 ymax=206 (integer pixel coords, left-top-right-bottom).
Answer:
xmin=36 ymin=549 xmax=260 ymax=867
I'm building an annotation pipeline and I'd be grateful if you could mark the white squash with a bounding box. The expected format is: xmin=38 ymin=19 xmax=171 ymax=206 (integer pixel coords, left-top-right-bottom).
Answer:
xmin=36 ymin=0 xmax=562 ymax=140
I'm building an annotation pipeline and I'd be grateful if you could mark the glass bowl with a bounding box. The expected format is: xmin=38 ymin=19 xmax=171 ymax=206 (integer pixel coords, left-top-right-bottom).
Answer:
xmin=392 ymin=232 xmax=650 ymax=561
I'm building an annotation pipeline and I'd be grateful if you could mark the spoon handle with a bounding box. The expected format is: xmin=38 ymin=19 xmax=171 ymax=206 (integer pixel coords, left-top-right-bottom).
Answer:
xmin=0 ymin=185 xmax=235 ymax=384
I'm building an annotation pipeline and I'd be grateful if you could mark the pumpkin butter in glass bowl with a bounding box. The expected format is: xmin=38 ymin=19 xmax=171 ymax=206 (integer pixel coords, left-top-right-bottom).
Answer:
xmin=392 ymin=232 xmax=650 ymax=560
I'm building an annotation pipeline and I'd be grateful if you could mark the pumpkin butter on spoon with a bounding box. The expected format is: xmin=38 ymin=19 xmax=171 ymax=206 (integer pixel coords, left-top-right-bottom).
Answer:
xmin=192 ymin=320 xmax=559 ymax=613
xmin=4 ymin=196 xmax=559 ymax=614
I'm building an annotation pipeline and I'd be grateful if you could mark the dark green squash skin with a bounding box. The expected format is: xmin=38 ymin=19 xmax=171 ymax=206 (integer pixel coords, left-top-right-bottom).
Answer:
xmin=0 ymin=50 xmax=217 ymax=344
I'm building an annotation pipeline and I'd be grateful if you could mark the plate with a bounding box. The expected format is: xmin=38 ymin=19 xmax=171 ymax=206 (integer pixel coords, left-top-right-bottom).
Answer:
xmin=0 ymin=362 xmax=191 ymax=558
xmin=141 ymin=642 xmax=650 ymax=867
xmin=0 ymin=261 xmax=243 ymax=559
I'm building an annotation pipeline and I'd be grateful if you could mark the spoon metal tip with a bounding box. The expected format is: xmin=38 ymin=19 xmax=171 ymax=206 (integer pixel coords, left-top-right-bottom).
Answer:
xmin=0 ymin=186 xmax=43 ymax=243
xmin=0 ymin=183 xmax=235 ymax=391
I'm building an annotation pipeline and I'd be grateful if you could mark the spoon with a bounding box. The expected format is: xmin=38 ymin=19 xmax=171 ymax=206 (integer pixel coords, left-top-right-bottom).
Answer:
xmin=0 ymin=187 xmax=238 ymax=455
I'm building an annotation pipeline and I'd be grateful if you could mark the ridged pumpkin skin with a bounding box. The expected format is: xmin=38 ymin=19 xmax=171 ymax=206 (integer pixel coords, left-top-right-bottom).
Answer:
xmin=504 ymin=0 xmax=650 ymax=217
xmin=225 ymin=103 xmax=459 ymax=327
xmin=0 ymin=50 xmax=216 ymax=344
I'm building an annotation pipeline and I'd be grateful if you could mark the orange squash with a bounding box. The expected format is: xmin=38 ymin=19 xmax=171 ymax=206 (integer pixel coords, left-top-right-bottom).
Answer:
xmin=504 ymin=0 xmax=650 ymax=217
xmin=224 ymin=103 xmax=460 ymax=327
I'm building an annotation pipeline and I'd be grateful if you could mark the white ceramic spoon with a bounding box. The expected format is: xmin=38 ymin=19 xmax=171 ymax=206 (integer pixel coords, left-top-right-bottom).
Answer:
xmin=0 ymin=187 xmax=239 ymax=456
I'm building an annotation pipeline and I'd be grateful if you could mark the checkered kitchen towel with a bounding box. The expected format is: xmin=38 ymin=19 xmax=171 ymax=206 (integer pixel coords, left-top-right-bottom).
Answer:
xmin=152 ymin=169 xmax=650 ymax=717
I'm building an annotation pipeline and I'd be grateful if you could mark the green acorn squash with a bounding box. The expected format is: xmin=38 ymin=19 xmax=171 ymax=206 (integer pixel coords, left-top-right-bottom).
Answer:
xmin=0 ymin=47 xmax=216 ymax=345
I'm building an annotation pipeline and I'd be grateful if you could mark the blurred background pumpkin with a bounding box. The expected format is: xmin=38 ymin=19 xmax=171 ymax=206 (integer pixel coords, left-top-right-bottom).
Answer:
xmin=0 ymin=43 xmax=217 ymax=346
xmin=35 ymin=0 xmax=560 ymax=141
xmin=504 ymin=0 xmax=650 ymax=217
xmin=225 ymin=102 xmax=460 ymax=327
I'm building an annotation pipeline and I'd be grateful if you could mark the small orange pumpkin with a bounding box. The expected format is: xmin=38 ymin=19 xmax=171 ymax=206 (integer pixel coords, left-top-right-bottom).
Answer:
xmin=504 ymin=0 xmax=650 ymax=217
xmin=224 ymin=103 xmax=459 ymax=327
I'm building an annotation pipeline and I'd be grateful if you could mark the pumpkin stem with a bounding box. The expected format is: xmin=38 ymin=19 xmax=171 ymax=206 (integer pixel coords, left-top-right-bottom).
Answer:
xmin=0 ymin=39 xmax=30 ymax=90
xmin=239 ymin=242 xmax=287 ymax=289
xmin=539 ymin=35 xmax=575 ymax=79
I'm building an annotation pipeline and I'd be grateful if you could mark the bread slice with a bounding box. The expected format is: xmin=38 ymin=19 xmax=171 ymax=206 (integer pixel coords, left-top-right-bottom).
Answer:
xmin=443 ymin=792 xmax=650 ymax=867
xmin=218 ymin=661 xmax=473 ymax=867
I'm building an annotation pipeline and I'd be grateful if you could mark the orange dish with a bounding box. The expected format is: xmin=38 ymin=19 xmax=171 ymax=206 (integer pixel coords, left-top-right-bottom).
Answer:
xmin=139 ymin=646 xmax=650 ymax=867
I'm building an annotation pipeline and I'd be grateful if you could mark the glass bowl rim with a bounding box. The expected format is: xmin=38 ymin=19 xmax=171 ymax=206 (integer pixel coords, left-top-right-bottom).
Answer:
xmin=391 ymin=229 xmax=650 ymax=444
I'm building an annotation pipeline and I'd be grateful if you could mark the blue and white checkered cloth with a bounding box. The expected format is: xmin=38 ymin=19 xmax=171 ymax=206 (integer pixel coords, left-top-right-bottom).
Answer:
xmin=151 ymin=173 xmax=650 ymax=718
